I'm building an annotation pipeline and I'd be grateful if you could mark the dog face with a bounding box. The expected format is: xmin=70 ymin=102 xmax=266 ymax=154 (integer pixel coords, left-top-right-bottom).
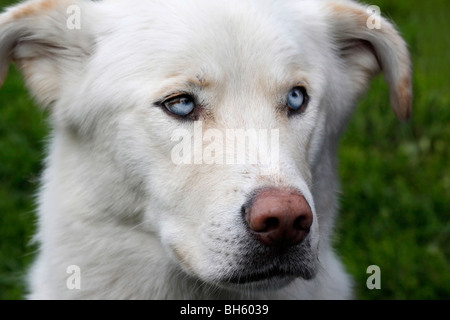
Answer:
xmin=0 ymin=0 xmax=411 ymax=292
xmin=86 ymin=1 xmax=327 ymax=289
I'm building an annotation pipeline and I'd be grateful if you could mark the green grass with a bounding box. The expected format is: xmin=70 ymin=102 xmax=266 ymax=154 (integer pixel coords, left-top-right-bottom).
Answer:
xmin=336 ymin=0 xmax=450 ymax=299
xmin=0 ymin=0 xmax=449 ymax=299
xmin=0 ymin=67 xmax=48 ymax=299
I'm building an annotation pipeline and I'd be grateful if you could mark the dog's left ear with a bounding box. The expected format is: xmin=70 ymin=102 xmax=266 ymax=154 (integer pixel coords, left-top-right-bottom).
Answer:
xmin=0 ymin=0 xmax=94 ymax=108
xmin=325 ymin=0 xmax=412 ymax=120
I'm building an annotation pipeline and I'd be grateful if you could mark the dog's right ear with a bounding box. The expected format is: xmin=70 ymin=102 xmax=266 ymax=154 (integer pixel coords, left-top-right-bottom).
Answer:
xmin=0 ymin=0 xmax=94 ymax=108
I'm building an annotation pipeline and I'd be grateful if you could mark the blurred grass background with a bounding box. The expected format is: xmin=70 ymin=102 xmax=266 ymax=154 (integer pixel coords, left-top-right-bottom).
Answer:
xmin=0 ymin=0 xmax=449 ymax=299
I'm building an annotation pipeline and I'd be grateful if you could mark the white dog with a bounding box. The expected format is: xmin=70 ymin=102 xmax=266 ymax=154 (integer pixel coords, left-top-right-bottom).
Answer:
xmin=0 ymin=0 xmax=411 ymax=299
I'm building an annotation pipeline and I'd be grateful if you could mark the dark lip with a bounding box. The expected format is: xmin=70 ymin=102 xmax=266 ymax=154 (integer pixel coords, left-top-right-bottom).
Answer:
xmin=225 ymin=264 xmax=318 ymax=285
xmin=227 ymin=266 xmax=287 ymax=284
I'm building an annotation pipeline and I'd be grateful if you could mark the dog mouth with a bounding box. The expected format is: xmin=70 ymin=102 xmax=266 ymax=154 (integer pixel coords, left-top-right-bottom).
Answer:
xmin=195 ymin=225 xmax=320 ymax=290
xmin=220 ymin=245 xmax=319 ymax=287
xmin=227 ymin=266 xmax=295 ymax=284
xmin=226 ymin=263 xmax=316 ymax=285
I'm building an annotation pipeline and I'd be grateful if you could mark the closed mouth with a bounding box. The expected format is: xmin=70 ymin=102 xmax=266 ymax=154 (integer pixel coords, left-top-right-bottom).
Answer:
xmin=227 ymin=266 xmax=289 ymax=284
xmin=225 ymin=263 xmax=316 ymax=285
xmin=217 ymin=235 xmax=319 ymax=287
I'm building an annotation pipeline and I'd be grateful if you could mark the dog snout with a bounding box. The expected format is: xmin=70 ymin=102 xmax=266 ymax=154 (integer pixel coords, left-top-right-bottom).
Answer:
xmin=243 ymin=188 xmax=313 ymax=247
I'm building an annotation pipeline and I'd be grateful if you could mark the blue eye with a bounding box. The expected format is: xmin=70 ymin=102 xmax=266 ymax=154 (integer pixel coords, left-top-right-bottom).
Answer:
xmin=163 ymin=94 xmax=195 ymax=116
xmin=287 ymin=87 xmax=307 ymax=112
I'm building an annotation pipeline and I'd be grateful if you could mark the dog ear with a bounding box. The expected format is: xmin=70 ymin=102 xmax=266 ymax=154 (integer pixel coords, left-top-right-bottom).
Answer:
xmin=325 ymin=0 xmax=412 ymax=120
xmin=0 ymin=0 xmax=93 ymax=108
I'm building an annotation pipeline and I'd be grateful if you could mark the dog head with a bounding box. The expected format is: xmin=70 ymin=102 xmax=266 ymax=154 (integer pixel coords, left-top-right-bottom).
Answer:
xmin=0 ymin=0 xmax=411 ymax=291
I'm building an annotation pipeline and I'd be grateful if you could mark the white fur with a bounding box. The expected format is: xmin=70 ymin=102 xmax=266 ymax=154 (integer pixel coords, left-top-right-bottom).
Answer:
xmin=0 ymin=0 xmax=411 ymax=299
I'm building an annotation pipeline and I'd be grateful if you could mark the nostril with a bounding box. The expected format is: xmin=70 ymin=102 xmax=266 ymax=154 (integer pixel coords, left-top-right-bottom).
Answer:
xmin=264 ymin=217 xmax=279 ymax=231
xmin=293 ymin=215 xmax=311 ymax=231
xmin=293 ymin=216 xmax=302 ymax=230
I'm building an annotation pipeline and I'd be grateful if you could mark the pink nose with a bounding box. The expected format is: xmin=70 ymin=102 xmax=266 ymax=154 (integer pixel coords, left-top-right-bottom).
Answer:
xmin=243 ymin=188 xmax=313 ymax=247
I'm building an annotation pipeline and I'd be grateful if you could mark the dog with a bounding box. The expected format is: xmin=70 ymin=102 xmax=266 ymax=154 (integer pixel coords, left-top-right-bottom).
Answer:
xmin=0 ymin=0 xmax=411 ymax=299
